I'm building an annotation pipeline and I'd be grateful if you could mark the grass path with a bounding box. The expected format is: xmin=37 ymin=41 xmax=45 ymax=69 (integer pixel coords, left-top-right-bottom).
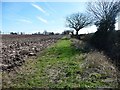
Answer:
xmin=2 ymin=38 xmax=118 ymax=88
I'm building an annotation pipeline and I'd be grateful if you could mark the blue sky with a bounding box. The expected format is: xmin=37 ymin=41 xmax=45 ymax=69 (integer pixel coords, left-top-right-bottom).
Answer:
xmin=1 ymin=2 xmax=119 ymax=34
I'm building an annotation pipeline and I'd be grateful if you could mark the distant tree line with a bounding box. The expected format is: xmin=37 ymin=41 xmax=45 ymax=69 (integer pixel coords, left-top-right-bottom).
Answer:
xmin=62 ymin=30 xmax=74 ymax=35
xmin=10 ymin=32 xmax=19 ymax=35
xmin=9 ymin=31 xmax=61 ymax=35
xmin=9 ymin=30 xmax=74 ymax=35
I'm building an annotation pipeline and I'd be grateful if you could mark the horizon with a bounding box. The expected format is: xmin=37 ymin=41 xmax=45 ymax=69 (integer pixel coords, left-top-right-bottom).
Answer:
xmin=1 ymin=1 xmax=119 ymax=34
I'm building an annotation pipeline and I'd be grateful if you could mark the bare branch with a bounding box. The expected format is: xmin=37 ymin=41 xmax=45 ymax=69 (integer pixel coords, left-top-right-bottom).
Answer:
xmin=66 ymin=12 xmax=92 ymax=35
xmin=87 ymin=0 xmax=120 ymax=31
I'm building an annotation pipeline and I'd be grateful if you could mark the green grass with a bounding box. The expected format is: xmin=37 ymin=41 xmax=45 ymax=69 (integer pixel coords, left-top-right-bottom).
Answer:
xmin=2 ymin=39 xmax=115 ymax=88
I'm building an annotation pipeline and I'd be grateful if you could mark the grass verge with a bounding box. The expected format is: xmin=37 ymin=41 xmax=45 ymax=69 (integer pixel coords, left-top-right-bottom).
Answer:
xmin=2 ymin=38 xmax=118 ymax=88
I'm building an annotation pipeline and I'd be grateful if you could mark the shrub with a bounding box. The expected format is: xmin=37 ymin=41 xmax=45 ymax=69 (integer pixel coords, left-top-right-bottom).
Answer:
xmin=90 ymin=30 xmax=120 ymax=70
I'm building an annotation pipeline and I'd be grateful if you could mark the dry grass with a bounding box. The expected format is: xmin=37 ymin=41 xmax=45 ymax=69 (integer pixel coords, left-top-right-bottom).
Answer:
xmin=71 ymin=38 xmax=119 ymax=88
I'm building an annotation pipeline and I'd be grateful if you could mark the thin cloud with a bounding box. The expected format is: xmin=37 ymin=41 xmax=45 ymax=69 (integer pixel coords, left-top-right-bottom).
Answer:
xmin=31 ymin=3 xmax=49 ymax=15
xmin=44 ymin=2 xmax=57 ymax=14
xmin=37 ymin=16 xmax=48 ymax=24
xmin=19 ymin=19 xmax=32 ymax=23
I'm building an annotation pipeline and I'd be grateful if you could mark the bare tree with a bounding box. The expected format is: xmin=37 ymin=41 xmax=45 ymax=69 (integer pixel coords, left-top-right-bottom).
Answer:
xmin=66 ymin=13 xmax=92 ymax=36
xmin=87 ymin=0 xmax=120 ymax=32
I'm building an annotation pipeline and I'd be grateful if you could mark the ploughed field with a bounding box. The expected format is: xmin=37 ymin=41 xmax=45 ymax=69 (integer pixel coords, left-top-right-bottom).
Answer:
xmin=1 ymin=35 xmax=63 ymax=71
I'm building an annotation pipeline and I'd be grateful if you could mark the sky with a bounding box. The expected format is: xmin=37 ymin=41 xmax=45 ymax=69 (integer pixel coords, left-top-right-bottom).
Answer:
xmin=1 ymin=1 xmax=119 ymax=34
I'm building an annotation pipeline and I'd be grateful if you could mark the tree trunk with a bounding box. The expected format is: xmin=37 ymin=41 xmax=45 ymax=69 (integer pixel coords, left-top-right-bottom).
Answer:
xmin=76 ymin=30 xmax=78 ymax=36
xmin=76 ymin=30 xmax=79 ymax=39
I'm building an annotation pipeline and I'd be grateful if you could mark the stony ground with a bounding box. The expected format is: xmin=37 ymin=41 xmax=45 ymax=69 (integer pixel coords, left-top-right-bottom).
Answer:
xmin=1 ymin=35 xmax=63 ymax=71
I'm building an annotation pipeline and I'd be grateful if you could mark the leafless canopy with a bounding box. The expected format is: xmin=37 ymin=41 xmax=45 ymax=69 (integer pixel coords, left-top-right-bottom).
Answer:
xmin=88 ymin=0 xmax=120 ymax=24
xmin=66 ymin=13 xmax=92 ymax=35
